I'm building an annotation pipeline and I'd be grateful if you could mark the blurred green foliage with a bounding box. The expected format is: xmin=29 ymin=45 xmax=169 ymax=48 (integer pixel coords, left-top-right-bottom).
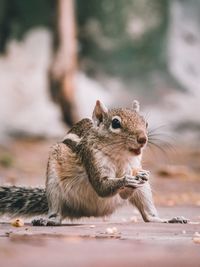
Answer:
xmin=0 ymin=153 xmax=13 ymax=168
xmin=76 ymin=0 xmax=169 ymax=77
xmin=0 ymin=0 xmax=168 ymax=78
xmin=0 ymin=0 xmax=55 ymax=52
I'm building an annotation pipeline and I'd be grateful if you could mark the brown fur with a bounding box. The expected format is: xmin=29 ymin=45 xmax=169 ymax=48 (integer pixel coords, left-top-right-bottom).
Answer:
xmin=42 ymin=102 xmax=187 ymax=225
xmin=0 ymin=101 xmax=188 ymax=225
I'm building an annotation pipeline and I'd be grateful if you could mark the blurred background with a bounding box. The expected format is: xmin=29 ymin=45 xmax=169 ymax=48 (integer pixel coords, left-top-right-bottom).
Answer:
xmin=0 ymin=0 xmax=199 ymax=206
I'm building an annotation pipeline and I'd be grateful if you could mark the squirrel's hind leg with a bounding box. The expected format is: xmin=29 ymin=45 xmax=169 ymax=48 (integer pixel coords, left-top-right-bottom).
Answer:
xmin=32 ymin=192 xmax=63 ymax=226
xmin=34 ymin=154 xmax=64 ymax=226
xmin=129 ymin=182 xmax=188 ymax=223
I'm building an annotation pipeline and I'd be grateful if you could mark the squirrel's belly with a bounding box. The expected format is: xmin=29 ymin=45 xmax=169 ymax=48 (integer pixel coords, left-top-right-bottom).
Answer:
xmin=62 ymin=194 xmax=123 ymax=218
xmin=61 ymin=175 xmax=124 ymax=218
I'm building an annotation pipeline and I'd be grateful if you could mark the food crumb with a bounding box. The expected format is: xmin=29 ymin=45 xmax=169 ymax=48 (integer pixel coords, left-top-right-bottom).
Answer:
xmin=11 ymin=218 xmax=24 ymax=227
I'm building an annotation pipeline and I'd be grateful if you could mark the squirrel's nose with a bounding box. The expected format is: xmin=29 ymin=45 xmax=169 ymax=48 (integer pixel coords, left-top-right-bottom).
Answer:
xmin=137 ymin=135 xmax=147 ymax=145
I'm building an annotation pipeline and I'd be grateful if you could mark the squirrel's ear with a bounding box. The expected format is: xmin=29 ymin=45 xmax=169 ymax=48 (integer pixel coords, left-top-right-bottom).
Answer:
xmin=92 ymin=100 xmax=108 ymax=126
xmin=132 ymin=100 xmax=140 ymax=112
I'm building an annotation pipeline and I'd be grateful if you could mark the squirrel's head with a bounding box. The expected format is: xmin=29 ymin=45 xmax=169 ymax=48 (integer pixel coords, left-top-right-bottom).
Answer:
xmin=92 ymin=100 xmax=148 ymax=156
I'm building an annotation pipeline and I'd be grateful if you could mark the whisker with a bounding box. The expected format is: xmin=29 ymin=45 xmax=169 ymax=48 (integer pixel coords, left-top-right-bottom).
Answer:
xmin=92 ymin=139 xmax=126 ymax=156
xmin=148 ymin=137 xmax=177 ymax=154
xmin=148 ymin=132 xmax=176 ymax=142
xmin=147 ymin=141 xmax=171 ymax=161
xmin=143 ymin=112 xmax=151 ymax=122
xmin=148 ymin=124 xmax=169 ymax=134
xmin=145 ymin=143 xmax=158 ymax=158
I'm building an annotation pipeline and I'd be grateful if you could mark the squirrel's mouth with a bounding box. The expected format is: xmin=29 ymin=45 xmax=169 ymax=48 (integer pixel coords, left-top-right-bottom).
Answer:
xmin=128 ymin=147 xmax=141 ymax=155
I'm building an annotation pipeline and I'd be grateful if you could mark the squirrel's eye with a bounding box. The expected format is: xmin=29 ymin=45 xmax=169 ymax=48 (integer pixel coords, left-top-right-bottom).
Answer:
xmin=112 ymin=118 xmax=121 ymax=129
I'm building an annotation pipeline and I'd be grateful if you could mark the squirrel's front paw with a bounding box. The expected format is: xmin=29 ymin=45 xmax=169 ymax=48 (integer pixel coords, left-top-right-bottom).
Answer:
xmin=124 ymin=174 xmax=147 ymax=189
xmin=135 ymin=170 xmax=150 ymax=181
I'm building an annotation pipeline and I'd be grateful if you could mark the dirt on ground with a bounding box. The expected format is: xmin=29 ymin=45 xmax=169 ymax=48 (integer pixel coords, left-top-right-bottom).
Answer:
xmin=0 ymin=139 xmax=200 ymax=267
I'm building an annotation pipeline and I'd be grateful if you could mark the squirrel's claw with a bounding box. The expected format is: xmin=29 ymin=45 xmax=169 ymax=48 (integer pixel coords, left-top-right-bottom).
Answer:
xmin=124 ymin=174 xmax=147 ymax=189
xmin=135 ymin=170 xmax=150 ymax=181
xmin=32 ymin=218 xmax=48 ymax=226
xmin=167 ymin=216 xmax=189 ymax=224
xmin=32 ymin=218 xmax=61 ymax=226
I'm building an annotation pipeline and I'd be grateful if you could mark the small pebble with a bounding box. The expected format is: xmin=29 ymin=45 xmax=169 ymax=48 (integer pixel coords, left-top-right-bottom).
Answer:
xmin=130 ymin=216 xmax=138 ymax=223
xmin=194 ymin=232 xmax=200 ymax=237
xmin=106 ymin=227 xmax=118 ymax=235
xmin=106 ymin=228 xmax=114 ymax=234
xmin=112 ymin=227 xmax=118 ymax=234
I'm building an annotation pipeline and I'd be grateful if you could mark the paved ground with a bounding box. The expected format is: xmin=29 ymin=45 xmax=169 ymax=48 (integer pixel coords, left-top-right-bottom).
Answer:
xmin=0 ymin=206 xmax=200 ymax=267
xmin=0 ymin=139 xmax=200 ymax=267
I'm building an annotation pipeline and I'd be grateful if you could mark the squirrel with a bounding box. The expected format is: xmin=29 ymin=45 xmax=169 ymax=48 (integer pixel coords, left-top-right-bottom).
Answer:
xmin=0 ymin=100 xmax=188 ymax=226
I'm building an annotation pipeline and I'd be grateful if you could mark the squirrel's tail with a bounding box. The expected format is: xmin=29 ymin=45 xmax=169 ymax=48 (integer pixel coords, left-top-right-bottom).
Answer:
xmin=0 ymin=186 xmax=48 ymax=217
